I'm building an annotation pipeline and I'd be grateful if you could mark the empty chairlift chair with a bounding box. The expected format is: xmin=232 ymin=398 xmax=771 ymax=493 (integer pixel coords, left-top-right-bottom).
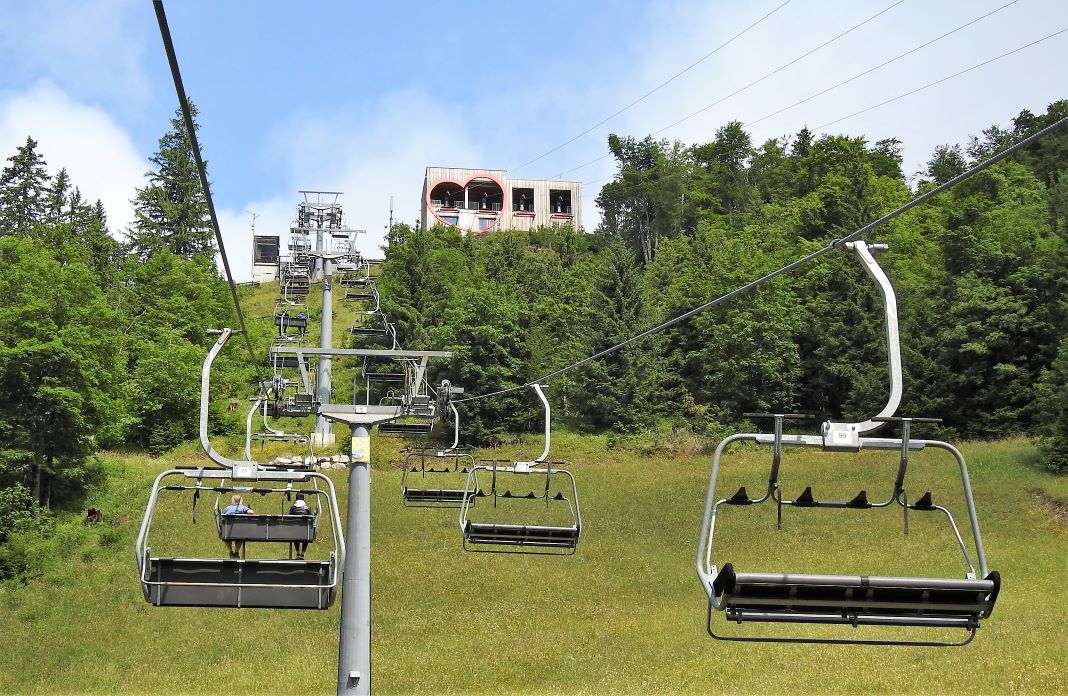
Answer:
xmin=348 ymin=310 xmax=394 ymax=341
xmin=401 ymin=402 xmax=475 ymax=506
xmin=343 ymin=284 xmax=380 ymax=312
xmin=459 ymin=384 xmax=581 ymax=554
xmin=376 ymin=360 xmax=436 ymax=437
xmin=694 ymin=242 xmax=1000 ymax=645
xmin=244 ymin=394 xmax=308 ymax=456
xmin=378 ymin=393 xmax=434 ymax=437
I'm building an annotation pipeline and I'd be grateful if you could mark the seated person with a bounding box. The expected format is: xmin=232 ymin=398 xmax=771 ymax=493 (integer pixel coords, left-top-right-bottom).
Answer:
xmin=289 ymin=493 xmax=313 ymax=559
xmin=222 ymin=494 xmax=254 ymax=559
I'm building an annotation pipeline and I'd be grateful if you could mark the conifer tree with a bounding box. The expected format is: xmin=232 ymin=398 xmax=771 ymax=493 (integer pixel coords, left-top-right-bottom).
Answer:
xmin=0 ymin=136 xmax=50 ymax=238
xmin=45 ymin=167 xmax=70 ymax=225
xmin=129 ymin=101 xmax=214 ymax=259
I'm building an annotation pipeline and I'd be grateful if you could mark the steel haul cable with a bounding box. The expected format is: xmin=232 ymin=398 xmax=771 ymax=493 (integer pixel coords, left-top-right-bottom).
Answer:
xmin=554 ymin=0 xmax=906 ymax=180
xmin=152 ymin=0 xmax=264 ymax=381
xmin=578 ymin=23 xmax=1064 ymax=202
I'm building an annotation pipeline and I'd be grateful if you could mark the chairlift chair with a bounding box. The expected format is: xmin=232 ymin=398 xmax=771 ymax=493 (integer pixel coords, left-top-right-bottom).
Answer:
xmin=375 ymin=358 xmax=437 ymax=436
xmin=137 ymin=328 xmax=344 ymax=609
xmin=375 ymin=388 xmax=433 ymax=437
xmin=695 ymin=242 xmax=1000 ymax=645
xmin=282 ymin=280 xmax=310 ymax=304
xmin=244 ymin=396 xmax=309 ymax=460
xmin=340 ymin=276 xmax=372 ymax=289
xmin=343 ymin=289 xmax=378 ymax=306
xmin=401 ymin=401 xmax=475 ymax=506
xmin=377 ymin=420 xmax=434 ymax=437
xmin=264 ymin=392 xmax=318 ymax=418
xmin=459 ymin=384 xmax=581 ymax=554
xmin=213 ymin=476 xmax=323 ymax=555
xmin=137 ymin=469 xmax=341 ymax=609
xmin=274 ymin=309 xmax=308 ymax=335
xmin=270 ymin=355 xmax=303 ymax=369
xmin=349 ymin=326 xmax=388 ymax=337
xmin=349 ymin=310 xmax=393 ymax=339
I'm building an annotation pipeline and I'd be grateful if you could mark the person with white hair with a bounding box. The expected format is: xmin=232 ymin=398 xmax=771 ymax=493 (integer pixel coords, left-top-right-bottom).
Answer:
xmin=222 ymin=494 xmax=254 ymax=558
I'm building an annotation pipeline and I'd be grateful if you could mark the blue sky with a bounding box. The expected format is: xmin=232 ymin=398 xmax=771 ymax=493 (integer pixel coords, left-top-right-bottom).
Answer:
xmin=1 ymin=0 xmax=1066 ymax=279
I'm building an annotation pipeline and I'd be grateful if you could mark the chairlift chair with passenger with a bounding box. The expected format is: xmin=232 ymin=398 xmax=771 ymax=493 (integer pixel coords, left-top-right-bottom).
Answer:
xmin=459 ymin=384 xmax=581 ymax=554
xmin=213 ymin=476 xmax=323 ymax=558
xmin=136 ymin=328 xmax=344 ymax=610
xmin=695 ymin=242 xmax=1000 ymax=645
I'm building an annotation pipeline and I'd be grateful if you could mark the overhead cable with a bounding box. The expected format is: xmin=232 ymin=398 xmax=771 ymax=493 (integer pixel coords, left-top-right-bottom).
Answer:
xmin=815 ymin=26 xmax=1068 ymax=130
xmin=577 ymin=10 xmax=1045 ymax=203
xmin=744 ymin=0 xmax=1020 ymax=127
xmin=509 ymin=0 xmax=794 ymax=174
xmin=152 ymin=0 xmax=263 ymax=379
xmin=453 ymin=113 xmax=1068 ymax=404
xmin=554 ymin=0 xmax=906 ymax=179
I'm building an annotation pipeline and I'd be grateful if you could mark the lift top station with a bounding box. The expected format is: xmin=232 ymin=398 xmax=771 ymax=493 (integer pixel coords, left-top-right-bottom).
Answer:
xmin=291 ymin=190 xmax=362 ymax=281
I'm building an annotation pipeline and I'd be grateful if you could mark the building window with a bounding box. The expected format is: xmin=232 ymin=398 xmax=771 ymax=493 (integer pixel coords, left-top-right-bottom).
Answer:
xmin=469 ymin=179 xmax=503 ymax=212
xmin=478 ymin=217 xmax=496 ymax=230
xmin=549 ymin=189 xmax=573 ymax=215
xmin=442 ymin=216 xmax=459 ymax=226
xmin=512 ymin=187 xmax=534 ymax=212
xmin=254 ymin=236 xmax=280 ymax=264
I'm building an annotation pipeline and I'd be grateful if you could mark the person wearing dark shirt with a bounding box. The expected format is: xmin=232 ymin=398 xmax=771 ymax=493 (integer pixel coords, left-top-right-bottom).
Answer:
xmin=289 ymin=492 xmax=313 ymax=559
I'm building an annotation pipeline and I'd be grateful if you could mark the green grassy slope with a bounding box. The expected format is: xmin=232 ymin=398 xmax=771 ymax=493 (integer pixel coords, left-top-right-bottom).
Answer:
xmin=1 ymin=436 xmax=1065 ymax=694
xmin=234 ymin=274 xmax=387 ymax=448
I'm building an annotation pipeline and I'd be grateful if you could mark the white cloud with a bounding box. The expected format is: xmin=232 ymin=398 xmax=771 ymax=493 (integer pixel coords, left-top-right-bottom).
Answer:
xmin=0 ymin=0 xmax=148 ymax=108
xmin=0 ymin=81 xmax=146 ymax=234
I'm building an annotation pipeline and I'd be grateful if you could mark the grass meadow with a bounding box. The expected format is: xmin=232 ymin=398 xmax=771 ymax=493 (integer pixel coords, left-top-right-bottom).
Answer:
xmin=1 ymin=434 xmax=1065 ymax=694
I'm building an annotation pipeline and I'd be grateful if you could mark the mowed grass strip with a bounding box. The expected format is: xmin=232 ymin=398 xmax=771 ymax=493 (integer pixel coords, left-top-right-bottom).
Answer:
xmin=1 ymin=436 xmax=1065 ymax=694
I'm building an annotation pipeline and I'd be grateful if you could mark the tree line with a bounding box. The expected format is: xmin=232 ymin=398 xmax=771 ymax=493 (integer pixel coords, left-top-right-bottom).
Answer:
xmin=380 ymin=101 xmax=1068 ymax=472
xmin=0 ymin=102 xmax=239 ymax=568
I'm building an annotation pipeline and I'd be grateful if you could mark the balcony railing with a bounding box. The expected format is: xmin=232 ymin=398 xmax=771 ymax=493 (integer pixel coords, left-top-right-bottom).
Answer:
xmin=512 ymin=203 xmax=536 ymax=212
xmin=431 ymin=199 xmax=503 ymax=212
xmin=551 ymin=205 xmax=573 ymax=215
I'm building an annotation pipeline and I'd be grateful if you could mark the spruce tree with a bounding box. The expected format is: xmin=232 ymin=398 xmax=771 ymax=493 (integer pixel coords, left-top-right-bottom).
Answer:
xmin=0 ymin=136 xmax=51 ymax=238
xmin=45 ymin=167 xmax=70 ymax=225
xmin=129 ymin=101 xmax=214 ymax=259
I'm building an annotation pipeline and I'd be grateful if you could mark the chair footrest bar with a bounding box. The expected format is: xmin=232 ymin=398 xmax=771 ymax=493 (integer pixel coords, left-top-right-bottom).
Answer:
xmin=725 ymin=610 xmax=978 ymax=628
